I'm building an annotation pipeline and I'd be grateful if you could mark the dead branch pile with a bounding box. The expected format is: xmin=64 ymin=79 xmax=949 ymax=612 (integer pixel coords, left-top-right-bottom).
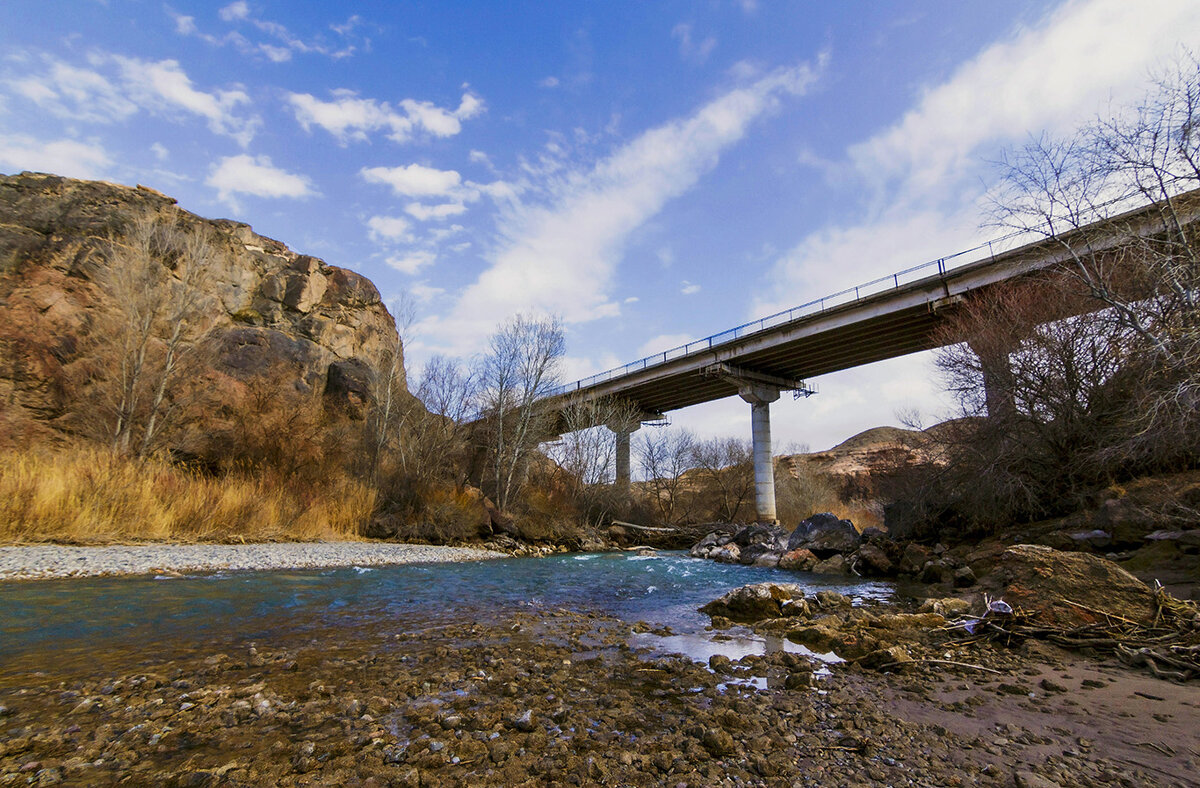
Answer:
xmin=943 ymin=584 xmax=1200 ymax=681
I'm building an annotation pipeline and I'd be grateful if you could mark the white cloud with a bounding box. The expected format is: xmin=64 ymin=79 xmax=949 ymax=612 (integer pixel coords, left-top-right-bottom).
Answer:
xmin=150 ymin=142 xmax=169 ymax=161
xmin=760 ymin=0 xmax=1200 ymax=317
xmin=2 ymin=52 xmax=258 ymax=145
xmin=172 ymin=13 xmax=198 ymax=34
xmin=745 ymin=0 xmax=1200 ymax=449
xmin=539 ymin=76 xmax=560 ymax=89
xmin=182 ymin=3 xmax=362 ymax=61
xmin=206 ymin=154 xmax=314 ymax=205
xmin=637 ymin=333 xmax=694 ymax=358
xmin=112 ymin=56 xmax=256 ymax=145
xmin=288 ymin=89 xmax=484 ymax=144
xmin=386 ymin=251 xmax=436 ymax=275
xmin=366 ymin=215 xmax=411 ymax=242
xmin=219 ymin=2 xmax=250 ymax=22
xmin=672 ymin=23 xmax=717 ymax=64
xmin=405 ymin=201 xmax=468 ymax=221
xmin=0 ymin=135 xmax=111 ymax=180
xmin=680 ymin=280 xmax=701 ymax=295
xmin=849 ymin=0 xmax=1200 ymax=203
xmin=360 ymin=163 xmax=466 ymax=197
xmin=420 ymin=61 xmax=820 ymax=355
xmin=410 ymin=282 xmax=446 ymax=302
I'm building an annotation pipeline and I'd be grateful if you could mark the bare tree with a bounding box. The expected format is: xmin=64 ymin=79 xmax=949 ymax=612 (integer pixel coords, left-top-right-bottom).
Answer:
xmin=690 ymin=436 xmax=754 ymax=523
xmin=401 ymin=354 xmax=477 ymax=486
xmin=94 ymin=214 xmax=216 ymax=457
xmin=366 ymin=292 xmax=416 ymax=484
xmin=544 ymin=396 xmax=640 ymax=490
xmin=475 ymin=314 xmax=565 ymax=511
xmin=987 ymin=52 xmax=1200 ymax=475
xmin=636 ymin=426 xmax=697 ymax=525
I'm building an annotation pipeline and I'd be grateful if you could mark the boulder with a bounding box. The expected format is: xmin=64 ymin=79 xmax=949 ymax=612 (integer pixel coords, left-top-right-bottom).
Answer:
xmin=786 ymin=513 xmax=861 ymax=557
xmin=852 ymin=544 xmax=893 ymax=576
xmin=919 ymin=560 xmax=953 ymax=585
xmin=858 ymin=646 xmax=911 ymax=670
xmin=810 ymin=554 xmax=849 ymax=575
xmin=732 ymin=523 xmax=789 ymax=551
xmin=778 ymin=548 xmax=818 ymax=571
xmin=952 ymin=566 xmax=977 ymax=588
xmin=1069 ymin=529 xmax=1113 ymax=550
xmin=899 ymin=543 xmax=932 ymax=575
xmin=710 ymin=543 xmax=741 ymax=564
xmin=982 ymin=544 xmax=1157 ymax=628
xmin=738 ymin=543 xmax=780 ymax=566
xmin=751 ymin=551 xmax=782 ymax=568
xmin=813 ymin=590 xmax=852 ymax=610
xmin=700 ymin=583 xmax=810 ymax=623
xmin=917 ymin=597 xmax=972 ymax=617
xmin=691 ymin=530 xmax=733 ymax=552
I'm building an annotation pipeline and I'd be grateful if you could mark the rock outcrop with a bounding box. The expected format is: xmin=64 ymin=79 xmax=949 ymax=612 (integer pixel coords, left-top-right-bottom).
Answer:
xmin=980 ymin=544 xmax=1158 ymax=628
xmin=0 ymin=172 xmax=401 ymax=443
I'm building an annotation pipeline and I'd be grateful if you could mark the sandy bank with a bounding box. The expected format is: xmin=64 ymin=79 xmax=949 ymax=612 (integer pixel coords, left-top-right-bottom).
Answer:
xmin=0 ymin=542 xmax=506 ymax=581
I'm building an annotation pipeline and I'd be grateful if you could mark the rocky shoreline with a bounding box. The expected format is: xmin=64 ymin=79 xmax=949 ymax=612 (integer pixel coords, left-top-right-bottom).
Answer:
xmin=1 ymin=602 xmax=1196 ymax=786
xmin=0 ymin=542 xmax=505 ymax=581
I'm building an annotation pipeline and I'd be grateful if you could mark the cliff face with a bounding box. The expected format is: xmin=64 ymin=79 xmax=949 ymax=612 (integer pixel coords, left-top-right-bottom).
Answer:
xmin=0 ymin=172 xmax=401 ymax=445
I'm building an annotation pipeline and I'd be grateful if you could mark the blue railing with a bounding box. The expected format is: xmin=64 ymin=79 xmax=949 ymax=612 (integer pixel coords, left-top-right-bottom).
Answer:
xmin=551 ymin=227 xmax=1033 ymax=396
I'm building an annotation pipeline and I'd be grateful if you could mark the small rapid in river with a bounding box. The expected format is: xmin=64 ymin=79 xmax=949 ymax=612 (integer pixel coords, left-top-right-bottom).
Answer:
xmin=0 ymin=550 xmax=893 ymax=675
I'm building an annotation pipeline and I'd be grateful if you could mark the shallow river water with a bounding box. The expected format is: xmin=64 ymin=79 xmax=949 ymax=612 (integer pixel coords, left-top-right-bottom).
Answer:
xmin=0 ymin=551 xmax=893 ymax=677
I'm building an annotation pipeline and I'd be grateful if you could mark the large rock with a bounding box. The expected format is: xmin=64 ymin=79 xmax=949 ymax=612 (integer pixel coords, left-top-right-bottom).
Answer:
xmin=982 ymin=544 xmax=1158 ymax=628
xmin=700 ymin=583 xmax=810 ymax=623
xmin=786 ymin=513 xmax=862 ymax=557
xmin=732 ymin=523 xmax=789 ymax=551
xmin=0 ymin=173 xmax=402 ymax=444
xmin=778 ymin=548 xmax=818 ymax=571
xmin=851 ymin=544 xmax=893 ymax=576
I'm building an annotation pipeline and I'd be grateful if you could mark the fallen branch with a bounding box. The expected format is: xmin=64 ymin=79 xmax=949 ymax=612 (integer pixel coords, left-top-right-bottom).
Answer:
xmin=877 ymin=658 xmax=1002 ymax=675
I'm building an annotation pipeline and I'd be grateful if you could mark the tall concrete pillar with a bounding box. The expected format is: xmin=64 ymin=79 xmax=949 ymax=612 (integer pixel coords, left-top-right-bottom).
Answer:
xmin=611 ymin=423 xmax=640 ymax=490
xmin=738 ymin=383 xmax=782 ymax=524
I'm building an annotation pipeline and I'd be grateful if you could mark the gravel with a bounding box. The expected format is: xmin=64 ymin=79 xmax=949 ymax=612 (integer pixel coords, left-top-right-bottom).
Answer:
xmin=0 ymin=542 xmax=506 ymax=581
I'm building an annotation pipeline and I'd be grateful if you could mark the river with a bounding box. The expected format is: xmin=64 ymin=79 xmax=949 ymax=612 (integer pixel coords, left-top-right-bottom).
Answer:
xmin=0 ymin=550 xmax=893 ymax=678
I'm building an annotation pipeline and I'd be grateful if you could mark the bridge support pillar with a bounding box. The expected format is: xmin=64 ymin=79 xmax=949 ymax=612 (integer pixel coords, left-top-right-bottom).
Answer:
xmin=612 ymin=423 xmax=640 ymax=490
xmin=739 ymin=383 xmax=782 ymax=524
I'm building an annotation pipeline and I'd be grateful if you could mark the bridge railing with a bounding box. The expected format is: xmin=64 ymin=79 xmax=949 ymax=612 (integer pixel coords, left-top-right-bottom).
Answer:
xmin=550 ymin=228 xmax=1030 ymax=396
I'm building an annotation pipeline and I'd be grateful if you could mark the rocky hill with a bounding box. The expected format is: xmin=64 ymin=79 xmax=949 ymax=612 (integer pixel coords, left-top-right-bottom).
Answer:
xmin=780 ymin=425 xmax=941 ymax=500
xmin=0 ymin=172 xmax=401 ymax=448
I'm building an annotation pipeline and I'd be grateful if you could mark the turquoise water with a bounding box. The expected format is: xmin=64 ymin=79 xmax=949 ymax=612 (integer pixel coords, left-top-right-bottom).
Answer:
xmin=0 ymin=551 xmax=893 ymax=672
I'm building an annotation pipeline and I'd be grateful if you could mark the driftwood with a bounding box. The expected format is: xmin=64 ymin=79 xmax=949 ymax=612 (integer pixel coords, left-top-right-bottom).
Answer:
xmin=610 ymin=521 xmax=677 ymax=533
xmin=945 ymin=583 xmax=1200 ymax=682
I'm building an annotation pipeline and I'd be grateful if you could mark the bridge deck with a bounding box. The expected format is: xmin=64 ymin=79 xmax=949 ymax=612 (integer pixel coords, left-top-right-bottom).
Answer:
xmin=551 ymin=190 xmax=1199 ymax=417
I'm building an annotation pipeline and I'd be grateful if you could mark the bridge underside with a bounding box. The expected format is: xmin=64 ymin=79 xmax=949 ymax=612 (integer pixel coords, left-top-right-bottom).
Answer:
xmin=607 ymin=302 xmax=943 ymax=415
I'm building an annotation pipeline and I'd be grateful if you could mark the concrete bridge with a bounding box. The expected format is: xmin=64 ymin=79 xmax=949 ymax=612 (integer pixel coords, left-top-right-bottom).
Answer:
xmin=547 ymin=190 xmax=1200 ymax=523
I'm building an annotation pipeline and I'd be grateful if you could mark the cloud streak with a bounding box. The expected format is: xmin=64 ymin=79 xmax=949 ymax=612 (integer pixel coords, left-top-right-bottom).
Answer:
xmin=420 ymin=62 xmax=820 ymax=355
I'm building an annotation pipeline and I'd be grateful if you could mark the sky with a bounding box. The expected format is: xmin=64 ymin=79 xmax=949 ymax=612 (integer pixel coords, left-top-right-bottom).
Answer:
xmin=2 ymin=0 xmax=1199 ymax=452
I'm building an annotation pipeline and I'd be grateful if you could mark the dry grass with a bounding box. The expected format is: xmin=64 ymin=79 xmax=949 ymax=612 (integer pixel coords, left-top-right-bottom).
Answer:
xmin=0 ymin=446 xmax=375 ymax=544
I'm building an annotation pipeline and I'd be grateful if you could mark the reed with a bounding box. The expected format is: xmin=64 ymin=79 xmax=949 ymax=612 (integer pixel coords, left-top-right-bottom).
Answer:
xmin=0 ymin=446 xmax=376 ymax=544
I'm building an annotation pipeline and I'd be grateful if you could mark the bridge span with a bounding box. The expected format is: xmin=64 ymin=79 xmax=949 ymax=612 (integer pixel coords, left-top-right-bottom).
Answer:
xmin=549 ymin=191 xmax=1200 ymax=523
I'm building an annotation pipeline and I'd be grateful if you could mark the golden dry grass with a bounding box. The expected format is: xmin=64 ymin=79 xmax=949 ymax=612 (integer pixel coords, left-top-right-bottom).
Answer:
xmin=0 ymin=446 xmax=376 ymax=544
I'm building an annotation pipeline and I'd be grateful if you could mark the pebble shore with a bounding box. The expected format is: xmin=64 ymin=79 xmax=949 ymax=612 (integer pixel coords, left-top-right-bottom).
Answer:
xmin=0 ymin=542 xmax=506 ymax=581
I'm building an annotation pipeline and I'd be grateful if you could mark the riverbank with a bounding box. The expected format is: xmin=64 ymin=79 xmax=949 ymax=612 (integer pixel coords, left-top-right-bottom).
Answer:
xmin=1 ymin=605 xmax=1194 ymax=786
xmin=0 ymin=542 xmax=505 ymax=581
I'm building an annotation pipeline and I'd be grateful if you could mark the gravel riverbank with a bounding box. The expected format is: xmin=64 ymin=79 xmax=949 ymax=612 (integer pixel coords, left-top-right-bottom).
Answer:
xmin=0 ymin=542 xmax=506 ymax=581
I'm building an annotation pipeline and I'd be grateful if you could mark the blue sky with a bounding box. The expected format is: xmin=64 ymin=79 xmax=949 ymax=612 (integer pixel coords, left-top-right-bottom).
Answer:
xmin=3 ymin=0 xmax=1199 ymax=451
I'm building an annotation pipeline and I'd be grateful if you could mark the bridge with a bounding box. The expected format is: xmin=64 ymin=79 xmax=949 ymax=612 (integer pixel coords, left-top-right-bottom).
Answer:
xmin=546 ymin=190 xmax=1200 ymax=523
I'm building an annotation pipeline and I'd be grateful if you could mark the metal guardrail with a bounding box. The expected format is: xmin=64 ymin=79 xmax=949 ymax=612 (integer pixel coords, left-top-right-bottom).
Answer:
xmin=550 ymin=226 xmax=1035 ymax=396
